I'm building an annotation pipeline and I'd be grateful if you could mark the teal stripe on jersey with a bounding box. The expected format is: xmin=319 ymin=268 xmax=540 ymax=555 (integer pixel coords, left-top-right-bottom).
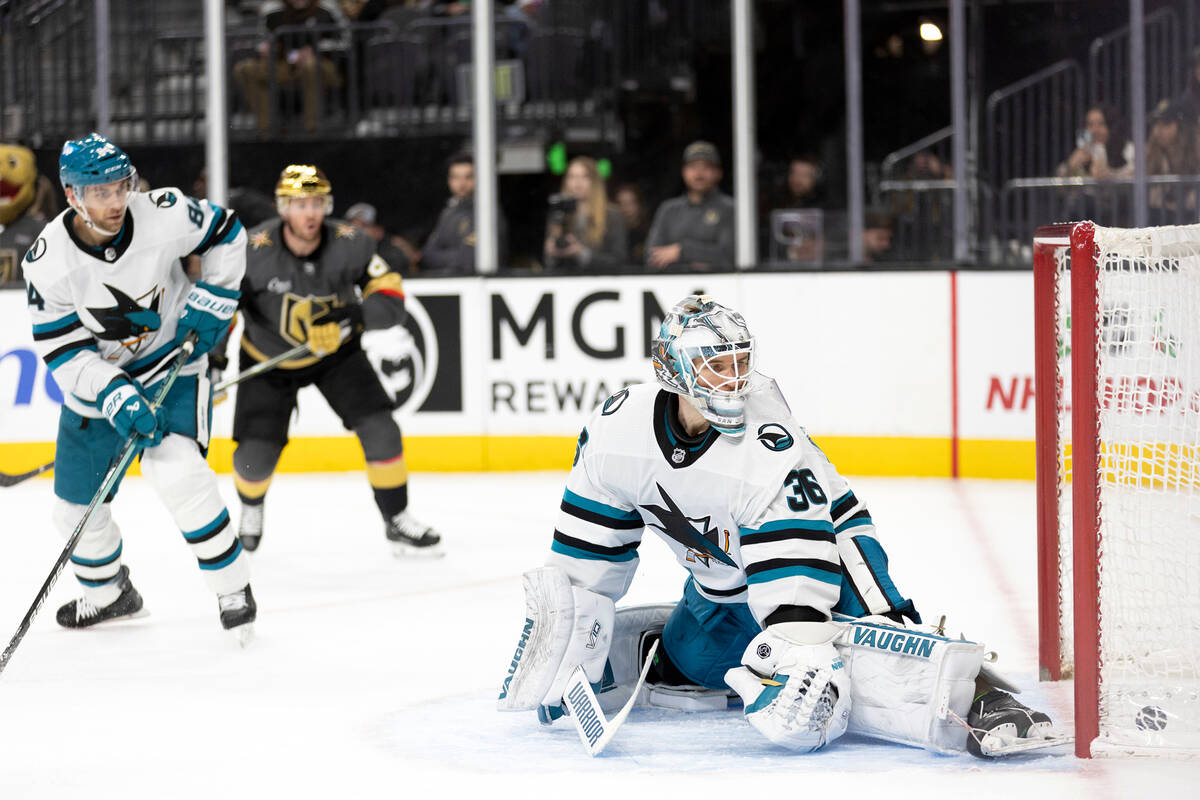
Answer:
xmin=198 ymin=540 xmax=243 ymax=570
xmin=191 ymin=206 xmax=226 ymax=255
xmin=835 ymin=515 xmax=873 ymax=533
xmin=741 ymin=518 xmax=835 ymax=536
xmin=33 ymin=312 xmax=81 ymax=335
xmin=562 ymin=488 xmax=641 ymax=522
xmin=47 ymin=341 xmax=97 ymax=369
xmin=197 ymin=279 xmax=240 ymax=299
xmin=217 ymin=217 xmax=244 ymax=246
xmin=746 ymin=564 xmax=843 ymax=587
xmin=551 ymin=538 xmax=638 ymax=563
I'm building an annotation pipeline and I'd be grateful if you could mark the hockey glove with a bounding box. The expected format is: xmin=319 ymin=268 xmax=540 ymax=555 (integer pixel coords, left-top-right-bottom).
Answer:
xmin=360 ymin=326 xmax=414 ymax=362
xmin=97 ymin=376 xmax=165 ymax=446
xmin=177 ymin=281 xmax=239 ymax=360
xmin=725 ymin=623 xmax=851 ymax=753
xmin=307 ymin=321 xmax=344 ymax=356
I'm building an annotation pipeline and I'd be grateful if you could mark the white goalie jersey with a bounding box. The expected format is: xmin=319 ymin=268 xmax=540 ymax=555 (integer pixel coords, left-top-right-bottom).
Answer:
xmin=546 ymin=382 xmax=917 ymax=628
xmin=22 ymin=188 xmax=245 ymax=418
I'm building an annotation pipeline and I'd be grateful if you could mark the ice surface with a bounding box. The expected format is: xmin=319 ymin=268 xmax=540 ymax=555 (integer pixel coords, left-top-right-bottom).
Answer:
xmin=1 ymin=472 xmax=1197 ymax=798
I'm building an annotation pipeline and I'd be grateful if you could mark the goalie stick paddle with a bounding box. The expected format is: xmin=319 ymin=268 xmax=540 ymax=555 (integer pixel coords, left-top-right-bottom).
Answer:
xmin=561 ymin=639 xmax=659 ymax=757
xmin=0 ymin=336 xmax=195 ymax=678
xmin=0 ymin=461 xmax=54 ymax=488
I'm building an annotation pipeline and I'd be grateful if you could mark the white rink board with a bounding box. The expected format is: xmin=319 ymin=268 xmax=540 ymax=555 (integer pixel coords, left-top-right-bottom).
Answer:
xmin=0 ymin=272 xmax=1036 ymax=446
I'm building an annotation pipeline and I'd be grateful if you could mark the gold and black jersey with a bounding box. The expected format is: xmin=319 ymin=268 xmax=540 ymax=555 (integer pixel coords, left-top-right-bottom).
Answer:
xmin=240 ymin=217 xmax=404 ymax=366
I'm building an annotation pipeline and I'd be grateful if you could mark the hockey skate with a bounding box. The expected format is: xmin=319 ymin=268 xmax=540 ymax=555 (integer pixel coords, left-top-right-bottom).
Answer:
xmin=385 ymin=510 xmax=443 ymax=558
xmin=964 ymin=689 xmax=1071 ymax=757
xmin=55 ymin=566 xmax=146 ymax=628
xmin=238 ymin=502 xmax=264 ymax=552
xmin=218 ymin=584 xmax=257 ymax=647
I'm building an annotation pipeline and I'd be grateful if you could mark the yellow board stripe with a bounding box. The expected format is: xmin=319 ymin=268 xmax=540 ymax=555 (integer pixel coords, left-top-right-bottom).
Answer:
xmin=0 ymin=436 xmax=1039 ymax=479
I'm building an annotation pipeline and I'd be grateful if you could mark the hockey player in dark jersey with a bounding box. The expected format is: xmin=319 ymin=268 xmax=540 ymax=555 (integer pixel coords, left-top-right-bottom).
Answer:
xmin=229 ymin=165 xmax=441 ymax=556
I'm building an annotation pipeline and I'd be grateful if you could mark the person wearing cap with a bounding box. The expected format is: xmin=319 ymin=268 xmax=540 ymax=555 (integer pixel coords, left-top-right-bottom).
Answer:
xmin=226 ymin=164 xmax=443 ymax=558
xmin=644 ymin=141 xmax=736 ymax=271
xmin=345 ymin=201 xmax=419 ymax=275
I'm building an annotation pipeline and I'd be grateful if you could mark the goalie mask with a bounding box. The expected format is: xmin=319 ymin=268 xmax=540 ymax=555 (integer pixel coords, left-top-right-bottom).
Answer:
xmin=275 ymin=164 xmax=334 ymax=215
xmin=651 ymin=294 xmax=757 ymax=437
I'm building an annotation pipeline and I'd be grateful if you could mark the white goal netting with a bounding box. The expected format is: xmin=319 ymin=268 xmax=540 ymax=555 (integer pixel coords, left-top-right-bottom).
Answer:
xmin=1053 ymin=223 xmax=1200 ymax=756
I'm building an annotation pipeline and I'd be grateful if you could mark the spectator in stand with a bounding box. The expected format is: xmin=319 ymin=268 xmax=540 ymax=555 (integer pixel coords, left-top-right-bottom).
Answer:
xmin=233 ymin=0 xmax=348 ymax=136
xmin=645 ymin=141 xmax=736 ymax=271
xmin=345 ymin=201 xmax=421 ymax=274
xmin=543 ymin=157 xmax=628 ymax=271
xmin=1056 ymin=103 xmax=1134 ymax=180
xmin=421 ymin=152 xmax=507 ymax=274
xmin=1145 ymin=101 xmax=1197 ymax=225
xmin=771 ymin=155 xmax=830 ymax=210
xmin=614 ymin=182 xmax=651 ymax=264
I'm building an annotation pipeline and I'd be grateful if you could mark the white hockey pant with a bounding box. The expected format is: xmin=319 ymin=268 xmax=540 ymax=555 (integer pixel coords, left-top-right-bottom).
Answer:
xmin=55 ymin=434 xmax=249 ymax=602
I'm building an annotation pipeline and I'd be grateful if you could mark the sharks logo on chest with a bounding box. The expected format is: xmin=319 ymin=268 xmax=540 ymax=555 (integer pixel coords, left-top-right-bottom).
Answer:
xmin=640 ymin=483 xmax=735 ymax=568
xmin=87 ymin=283 xmax=163 ymax=355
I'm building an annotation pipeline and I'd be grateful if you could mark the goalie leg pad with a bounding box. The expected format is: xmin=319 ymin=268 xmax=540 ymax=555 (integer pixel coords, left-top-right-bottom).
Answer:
xmin=497 ymin=566 xmax=614 ymax=711
xmin=833 ymin=616 xmax=984 ymax=754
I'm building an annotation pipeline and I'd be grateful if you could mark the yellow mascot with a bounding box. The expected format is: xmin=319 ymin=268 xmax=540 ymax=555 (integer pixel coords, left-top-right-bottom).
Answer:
xmin=0 ymin=142 xmax=51 ymax=284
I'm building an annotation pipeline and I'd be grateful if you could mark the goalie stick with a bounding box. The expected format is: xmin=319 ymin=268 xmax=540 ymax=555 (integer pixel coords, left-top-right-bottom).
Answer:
xmin=0 ymin=336 xmax=195 ymax=677
xmin=561 ymin=639 xmax=659 ymax=757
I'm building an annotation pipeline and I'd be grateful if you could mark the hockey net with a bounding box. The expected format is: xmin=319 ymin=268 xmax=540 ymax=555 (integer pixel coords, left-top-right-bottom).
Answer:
xmin=1034 ymin=221 xmax=1200 ymax=758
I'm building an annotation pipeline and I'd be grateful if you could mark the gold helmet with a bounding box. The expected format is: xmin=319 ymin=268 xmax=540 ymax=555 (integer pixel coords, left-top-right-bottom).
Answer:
xmin=275 ymin=164 xmax=333 ymax=214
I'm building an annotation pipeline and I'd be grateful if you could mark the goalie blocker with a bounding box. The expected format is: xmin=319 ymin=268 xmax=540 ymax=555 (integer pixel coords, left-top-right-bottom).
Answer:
xmin=498 ymin=567 xmax=1066 ymax=756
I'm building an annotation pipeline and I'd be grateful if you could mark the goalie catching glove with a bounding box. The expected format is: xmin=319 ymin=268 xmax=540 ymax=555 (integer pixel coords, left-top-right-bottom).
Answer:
xmin=725 ymin=622 xmax=851 ymax=753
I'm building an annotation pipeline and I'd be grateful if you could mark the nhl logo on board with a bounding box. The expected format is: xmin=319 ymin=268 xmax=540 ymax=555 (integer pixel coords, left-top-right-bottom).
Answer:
xmin=671 ymin=447 xmax=686 ymax=464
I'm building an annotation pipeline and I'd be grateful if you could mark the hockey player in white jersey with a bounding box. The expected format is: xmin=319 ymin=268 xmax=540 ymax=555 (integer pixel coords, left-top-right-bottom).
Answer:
xmin=21 ymin=133 xmax=256 ymax=641
xmin=498 ymin=295 xmax=1061 ymax=758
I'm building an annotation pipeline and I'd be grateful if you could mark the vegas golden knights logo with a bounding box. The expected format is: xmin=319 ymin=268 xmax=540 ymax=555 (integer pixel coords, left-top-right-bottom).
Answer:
xmin=279 ymin=292 xmax=341 ymax=347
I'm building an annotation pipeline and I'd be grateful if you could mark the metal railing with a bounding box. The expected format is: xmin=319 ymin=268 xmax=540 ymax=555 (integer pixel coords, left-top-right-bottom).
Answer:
xmin=1089 ymin=6 xmax=1185 ymax=112
xmin=991 ymin=175 xmax=1200 ymax=264
xmin=1 ymin=8 xmax=616 ymax=145
xmin=985 ymin=59 xmax=1085 ymax=186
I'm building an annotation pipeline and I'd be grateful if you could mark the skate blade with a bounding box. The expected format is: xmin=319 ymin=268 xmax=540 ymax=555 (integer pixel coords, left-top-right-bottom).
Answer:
xmin=979 ymin=730 xmax=1074 ymax=756
xmin=390 ymin=541 xmax=445 ymax=559
xmin=79 ymin=608 xmax=151 ymax=628
xmin=226 ymin=623 xmax=255 ymax=648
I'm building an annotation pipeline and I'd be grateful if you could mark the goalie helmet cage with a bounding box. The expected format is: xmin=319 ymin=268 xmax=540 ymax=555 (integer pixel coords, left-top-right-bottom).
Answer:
xmin=1034 ymin=221 xmax=1200 ymax=759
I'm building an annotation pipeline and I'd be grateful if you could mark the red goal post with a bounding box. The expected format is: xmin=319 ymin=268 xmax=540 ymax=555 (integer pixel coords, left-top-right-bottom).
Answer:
xmin=1034 ymin=221 xmax=1200 ymax=759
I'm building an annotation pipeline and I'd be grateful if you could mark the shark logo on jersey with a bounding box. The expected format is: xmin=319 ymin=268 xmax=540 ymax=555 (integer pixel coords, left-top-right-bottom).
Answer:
xmin=601 ymin=389 xmax=629 ymax=416
xmin=87 ymin=283 xmax=163 ymax=350
xmin=640 ymin=483 xmax=736 ymax=568
xmin=150 ymin=190 xmax=177 ymax=208
xmin=757 ymin=423 xmax=793 ymax=452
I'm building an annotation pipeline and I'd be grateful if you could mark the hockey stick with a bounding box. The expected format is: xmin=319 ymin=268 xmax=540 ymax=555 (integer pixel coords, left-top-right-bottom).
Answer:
xmin=561 ymin=639 xmax=659 ymax=757
xmin=210 ymin=341 xmax=312 ymax=405
xmin=0 ymin=335 xmax=195 ymax=678
xmin=0 ymin=461 xmax=54 ymax=488
xmin=211 ymin=323 xmax=352 ymax=404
